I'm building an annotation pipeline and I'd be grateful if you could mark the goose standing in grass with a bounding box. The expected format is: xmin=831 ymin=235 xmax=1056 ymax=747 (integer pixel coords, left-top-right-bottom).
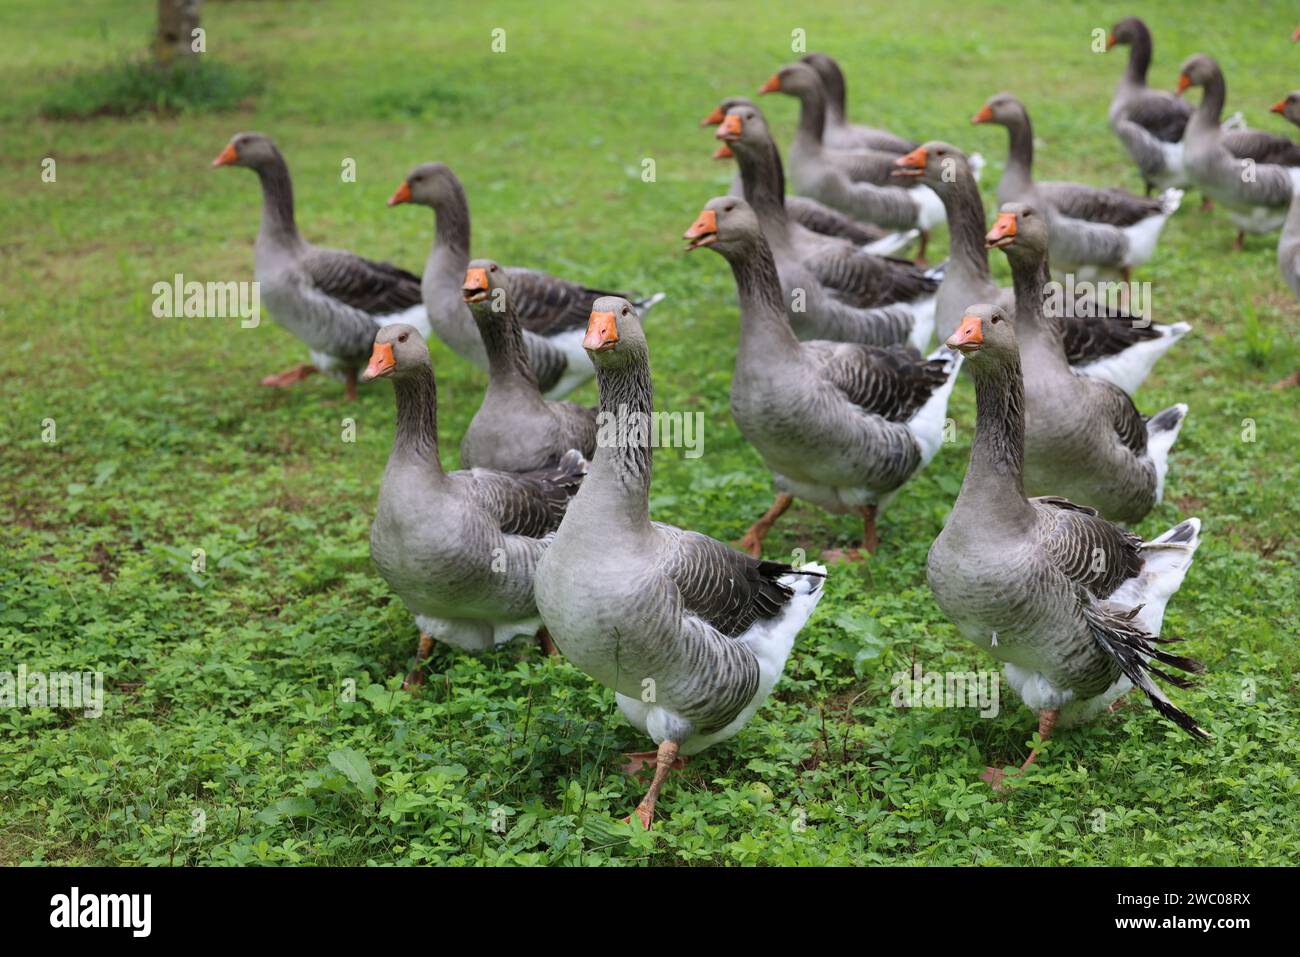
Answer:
xmin=459 ymin=259 xmax=597 ymax=471
xmin=973 ymin=94 xmax=1182 ymax=280
xmin=759 ymin=62 xmax=947 ymax=260
xmin=717 ymin=102 xmax=938 ymax=351
xmin=212 ymin=132 xmax=429 ymax=400
xmin=1178 ymin=55 xmax=1300 ymax=248
xmin=986 ymin=204 xmax=1187 ymax=523
xmin=928 ymin=303 xmax=1207 ymax=788
xmin=362 ymin=324 xmax=585 ymax=684
xmin=388 ymin=162 xmax=664 ymax=398
xmin=893 ymin=141 xmax=1190 ymax=394
xmin=702 ymin=97 xmax=916 ymax=253
xmin=799 ymin=52 xmax=918 ymax=154
xmin=686 ymin=197 xmax=961 ymax=558
xmin=1269 ymin=94 xmax=1300 ymax=388
xmin=532 ymin=298 xmax=827 ymax=828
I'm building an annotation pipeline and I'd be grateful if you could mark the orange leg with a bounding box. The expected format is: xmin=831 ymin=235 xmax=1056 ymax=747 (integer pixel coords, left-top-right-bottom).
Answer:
xmin=982 ymin=708 xmax=1059 ymax=790
xmin=261 ymin=363 xmax=319 ymax=388
xmin=738 ymin=493 xmax=794 ymax=557
xmin=624 ymin=739 xmax=681 ymax=829
xmin=1272 ymin=369 xmax=1300 ymax=390
xmin=344 ymin=368 xmax=358 ymax=401
xmin=621 ymin=749 xmax=688 ymax=777
xmin=821 ymin=504 xmax=878 ymax=563
xmin=1234 ymin=230 xmax=1245 ymax=251
xmin=401 ymin=632 xmax=434 ymax=691
xmin=536 ymin=627 xmax=560 ymax=657
xmin=915 ymin=230 xmax=930 ymax=266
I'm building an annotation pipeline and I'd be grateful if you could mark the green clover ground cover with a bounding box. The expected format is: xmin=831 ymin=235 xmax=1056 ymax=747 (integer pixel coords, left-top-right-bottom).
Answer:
xmin=1 ymin=0 xmax=1297 ymax=865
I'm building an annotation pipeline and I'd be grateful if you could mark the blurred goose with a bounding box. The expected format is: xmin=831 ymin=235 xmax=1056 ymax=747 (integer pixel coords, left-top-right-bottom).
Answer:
xmin=894 ymin=141 xmax=1190 ymax=394
xmin=389 ymin=163 xmax=664 ymax=397
xmin=687 ymin=197 xmax=961 ymax=558
xmin=799 ymin=52 xmax=918 ymax=154
xmin=929 ymin=302 xmax=1207 ymax=787
xmin=702 ymin=97 xmax=915 ymax=254
xmin=459 ymin=259 xmax=597 ymax=471
xmin=1270 ymin=96 xmax=1300 ymax=388
xmin=759 ymin=62 xmax=947 ymax=260
xmin=212 ymin=132 xmax=429 ymax=399
xmin=717 ymin=102 xmax=938 ymax=351
xmin=362 ymin=324 xmax=585 ymax=683
xmin=987 ymin=204 xmax=1187 ymax=523
xmin=1178 ymin=55 xmax=1300 ymax=247
xmin=533 ymin=298 xmax=827 ymax=829
xmin=974 ymin=93 xmax=1182 ymax=280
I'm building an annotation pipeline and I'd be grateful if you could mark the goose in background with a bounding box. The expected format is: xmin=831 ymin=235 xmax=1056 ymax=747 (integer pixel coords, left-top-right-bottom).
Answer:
xmin=987 ymin=204 xmax=1187 ymax=523
xmin=893 ymin=141 xmax=1190 ymax=394
xmin=533 ymin=298 xmax=827 ymax=829
xmin=1269 ymin=92 xmax=1300 ymax=389
xmin=799 ymin=52 xmax=918 ymax=154
xmin=973 ymin=93 xmax=1182 ymax=280
xmin=389 ymin=162 xmax=664 ymax=397
xmin=928 ymin=303 xmax=1206 ymax=788
xmin=212 ymin=132 xmax=429 ymax=399
xmin=458 ymin=259 xmax=597 ymax=472
xmin=1178 ymin=54 xmax=1300 ymax=248
xmin=717 ymin=101 xmax=938 ymax=351
xmin=361 ymin=325 xmax=584 ymax=682
xmin=686 ymin=196 xmax=960 ymax=559
xmin=702 ymin=96 xmax=917 ymax=254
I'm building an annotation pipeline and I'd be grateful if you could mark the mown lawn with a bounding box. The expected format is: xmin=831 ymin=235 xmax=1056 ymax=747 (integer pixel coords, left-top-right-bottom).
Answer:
xmin=1 ymin=0 xmax=1297 ymax=865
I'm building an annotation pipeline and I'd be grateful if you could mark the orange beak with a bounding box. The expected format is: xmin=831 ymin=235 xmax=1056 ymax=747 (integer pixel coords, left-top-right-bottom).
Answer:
xmin=1293 ymin=23 xmax=1300 ymax=42
xmin=759 ymin=73 xmax=781 ymax=94
xmin=946 ymin=314 xmax=985 ymax=353
xmin=361 ymin=341 xmax=396 ymax=381
xmin=462 ymin=267 xmax=489 ymax=302
xmin=388 ymin=181 xmax=413 ymax=207
xmin=985 ymin=211 xmax=1017 ymax=249
xmin=1271 ymin=99 xmax=1288 ymax=115
xmin=893 ymin=145 xmax=927 ymax=177
xmin=684 ymin=208 xmax=718 ymax=251
xmin=1105 ymin=33 xmax=1117 ymax=50
xmin=584 ymin=310 xmax=619 ymax=352
xmin=713 ymin=143 xmax=734 ymax=160
xmin=211 ymin=143 xmax=238 ymax=168
xmin=1175 ymin=73 xmax=1191 ymax=96
xmin=700 ymin=105 xmax=726 ymax=127
xmin=716 ymin=113 xmax=742 ymax=141
xmin=971 ymin=103 xmax=994 ymax=124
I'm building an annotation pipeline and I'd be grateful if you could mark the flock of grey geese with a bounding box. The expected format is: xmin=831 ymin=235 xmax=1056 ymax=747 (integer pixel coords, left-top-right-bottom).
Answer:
xmin=208 ymin=17 xmax=1295 ymax=826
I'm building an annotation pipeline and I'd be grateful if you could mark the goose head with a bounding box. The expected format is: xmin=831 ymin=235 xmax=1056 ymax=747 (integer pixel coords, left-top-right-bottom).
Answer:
xmin=584 ymin=296 xmax=647 ymax=369
xmin=971 ymin=92 xmax=1026 ymax=128
xmin=701 ymin=95 xmax=754 ymax=128
xmin=389 ymin=162 xmax=459 ymax=208
xmin=683 ymin=196 xmax=761 ymax=256
xmin=758 ymin=61 xmax=822 ymax=100
xmin=892 ymin=140 xmax=971 ymax=192
xmin=211 ymin=132 xmax=278 ymax=170
xmin=361 ymin=324 xmax=430 ymax=383
xmin=946 ymin=303 xmax=1015 ymax=363
xmin=462 ymin=258 xmax=508 ymax=317
xmin=799 ymin=52 xmax=846 ymax=106
xmin=714 ymin=102 xmax=774 ymax=161
xmin=985 ymin=202 xmax=1048 ymax=266
xmin=1106 ymin=16 xmax=1149 ymax=51
xmin=1175 ymin=54 xmax=1218 ymax=97
xmin=1269 ymin=91 xmax=1300 ymax=128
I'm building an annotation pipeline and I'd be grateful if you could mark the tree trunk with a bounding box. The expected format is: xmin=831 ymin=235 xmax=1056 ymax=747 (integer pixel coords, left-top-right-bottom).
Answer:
xmin=155 ymin=0 xmax=202 ymax=67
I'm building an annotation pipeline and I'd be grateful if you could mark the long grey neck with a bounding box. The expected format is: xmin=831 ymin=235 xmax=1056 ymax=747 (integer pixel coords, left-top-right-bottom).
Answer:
xmin=820 ymin=65 xmax=848 ymax=125
xmin=735 ymin=141 xmax=792 ymax=245
xmin=727 ymin=238 xmax=802 ymax=359
xmin=427 ymin=183 xmax=472 ymax=277
xmin=1123 ymin=29 xmax=1153 ymax=85
xmin=470 ymin=299 xmax=539 ymax=392
xmin=952 ymin=355 xmax=1035 ymax=528
xmin=1190 ymin=69 xmax=1226 ymax=131
xmin=943 ymin=173 xmax=993 ymax=282
xmin=1009 ymin=249 xmax=1067 ymax=370
xmin=794 ymin=86 xmax=828 ymax=145
xmin=1002 ymin=112 xmax=1036 ymax=192
xmin=255 ymin=149 xmax=300 ymax=248
xmin=587 ymin=356 xmax=654 ymax=531
xmin=391 ymin=366 xmax=444 ymax=475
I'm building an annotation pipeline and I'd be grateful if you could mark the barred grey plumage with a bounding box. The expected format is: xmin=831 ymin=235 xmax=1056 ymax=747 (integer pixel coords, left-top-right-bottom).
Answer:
xmin=798 ymin=52 xmax=919 ymax=154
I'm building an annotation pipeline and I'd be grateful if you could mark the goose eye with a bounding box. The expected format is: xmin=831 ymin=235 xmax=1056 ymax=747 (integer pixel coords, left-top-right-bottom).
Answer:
xmin=991 ymin=315 xmax=1001 ymax=324
xmin=398 ymin=333 xmax=409 ymax=343
xmin=622 ymin=307 xmax=631 ymax=317
xmin=489 ymin=265 xmax=498 ymax=272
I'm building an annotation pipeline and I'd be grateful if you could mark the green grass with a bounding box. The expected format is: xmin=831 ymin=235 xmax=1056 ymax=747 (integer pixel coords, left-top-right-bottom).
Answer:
xmin=41 ymin=56 xmax=261 ymax=120
xmin=1 ymin=0 xmax=1297 ymax=866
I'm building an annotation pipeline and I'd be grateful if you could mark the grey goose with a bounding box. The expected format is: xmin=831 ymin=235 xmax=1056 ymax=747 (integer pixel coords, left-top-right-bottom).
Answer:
xmin=361 ymin=324 xmax=585 ymax=684
xmin=532 ymin=298 xmax=826 ymax=828
xmin=928 ymin=303 xmax=1206 ymax=787
xmin=717 ymin=101 xmax=938 ymax=352
xmin=212 ymin=132 xmax=431 ymax=400
xmin=973 ymin=94 xmax=1182 ymax=280
xmin=986 ymin=204 xmax=1188 ymax=523
xmin=389 ymin=163 xmax=664 ymax=398
xmin=893 ymin=141 xmax=1190 ymax=395
xmin=799 ymin=52 xmax=918 ymax=154
xmin=686 ymin=196 xmax=961 ymax=559
xmin=458 ymin=259 xmax=597 ymax=471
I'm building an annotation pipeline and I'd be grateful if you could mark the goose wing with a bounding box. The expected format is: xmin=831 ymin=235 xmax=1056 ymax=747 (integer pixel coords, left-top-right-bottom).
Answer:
xmin=1039 ymin=182 xmax=1163 ymax=227
xmin=462 ymin=451 xmax=587 ymax=538
xmin=1061 ymin=313 xmax=1161 ymax=365
xmin=504 ymin=268 xmax=631 ymax=335
xmin=806 ymin=246 xmax=937 ymax=308
xmin=805 ymin=341 xmax=950 ymax=420
xmin=301 ymin=249 xmax=423 ymax=315
xmin=1223 ymin=129 xmax=1300 ymax=168
xmin=1124 ymin=90 xmax=1191 ymax=143
xmin=1031 ymin=497 xmax=1144 ymax=598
